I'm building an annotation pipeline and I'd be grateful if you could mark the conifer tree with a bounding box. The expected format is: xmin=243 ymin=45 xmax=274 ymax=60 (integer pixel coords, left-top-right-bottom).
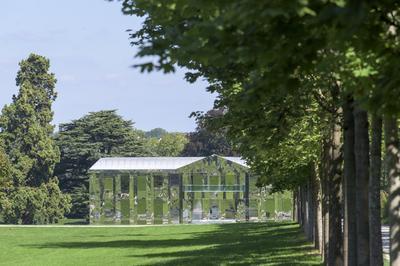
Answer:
xmin=0 ymin=54 xmax=70 ymax=224
xmin=54 ymin=110 xmax=151 ymax=218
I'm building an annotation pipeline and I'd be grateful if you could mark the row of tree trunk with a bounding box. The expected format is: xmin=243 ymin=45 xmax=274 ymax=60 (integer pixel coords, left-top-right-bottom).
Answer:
xmin=294 ymin=96 xmax=400 ymax=265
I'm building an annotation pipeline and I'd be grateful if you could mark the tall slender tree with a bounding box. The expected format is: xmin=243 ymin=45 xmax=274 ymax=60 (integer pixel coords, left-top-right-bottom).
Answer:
xmin=0 ymin=54 xmax=59 ymax=186
xmin=0 ymin=54 xmax=70 ymax=224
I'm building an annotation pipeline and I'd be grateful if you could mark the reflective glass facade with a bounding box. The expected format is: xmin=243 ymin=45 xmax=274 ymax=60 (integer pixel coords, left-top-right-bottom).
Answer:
xmin=89 ymin=156 xmax=292 ymax=224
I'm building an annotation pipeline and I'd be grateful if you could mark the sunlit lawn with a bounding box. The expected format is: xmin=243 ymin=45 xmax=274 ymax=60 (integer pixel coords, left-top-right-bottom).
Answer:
xmin=0 ymin=222 xmax=322 ymax=266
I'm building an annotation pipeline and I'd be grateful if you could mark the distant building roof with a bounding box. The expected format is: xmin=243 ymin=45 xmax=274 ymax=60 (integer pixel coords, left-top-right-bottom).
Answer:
xmin=89 ymin=155 xmax=248 ymax=171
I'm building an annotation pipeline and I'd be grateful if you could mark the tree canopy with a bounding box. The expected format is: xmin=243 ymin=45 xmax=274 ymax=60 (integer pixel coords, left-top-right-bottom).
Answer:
xmin=120 ymin=1 xmax=400 ymax=264
xmin=0 ymin=54 xmax=70 ymax=224
xmin=182 ymin=109 xmax=238 ymax=157
xmin=54 ymin=110 xmax=151 ymax=218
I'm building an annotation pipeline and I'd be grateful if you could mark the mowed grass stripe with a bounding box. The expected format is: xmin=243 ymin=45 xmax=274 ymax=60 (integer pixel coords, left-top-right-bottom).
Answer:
xmin=0 ymin=222 xmax=322 ymax=266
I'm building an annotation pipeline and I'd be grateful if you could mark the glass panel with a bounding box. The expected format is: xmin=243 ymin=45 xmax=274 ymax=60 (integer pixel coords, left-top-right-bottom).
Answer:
xmin=224 ymin=199 xmax=236 ymax=219
xmin=146 ymin=175 xmax=154 ymax=224
xmin=114 ymin=175 xmax=121 ymax=224
xmin=136 ymin=176 xmax=147 ymax=224
xmin=265 ymin=196 xmax=275 ymax=219
xmin=183 ymin=192 xmax=192 ymax=223
xmin=209 ymin=174 xmax=219 ymax=186
xmin=102 ymin=176 xmax=114 ymax=224
xmin=235 ymin=200 xmax=246 ymax=221
xmin=209 ymin=198 xmax=219 ymax=219
xmin=169 ymin=174 xmax=180 ymax=224
xmin=193 ymin=173 xmax=203 ymax=199
xmin=154 ymin=197 xmax=163 ymax=224
xmin=153 ymin=174 xmax=168 ymax=224
xmin=248 ymin=177 xmax=259 ymax=220
xmin=274 ymin=191 xmax=293 ymax=220
xmin=202 ymin=197 xmax=210 ymax=220
xmin=192 ymin=199 xmax=202 ymax=221
xmin=120 ymin=174 xmax=130 ymax=224
xmin=88 ymin=156 xmax=292 ymax=225
xmin=129 ymin=175 xmax=135 ymax=224
xmin=89 ymin=174 xmax=101 ymax=224
xmin=249 ymin=199 xmax=258 ymax=219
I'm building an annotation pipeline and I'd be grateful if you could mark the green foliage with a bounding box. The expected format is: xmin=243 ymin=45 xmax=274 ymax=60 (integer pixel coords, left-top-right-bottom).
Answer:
xmin=142 ymin=128 xmax=189 ymax=157
xmin=118 ymin=0 xmax=332 ymax=189
xmin=148 ymin=132 xmax=188 ymax=156
xmin=0 ymin=54 xmax=70 ymax=224
xmin=0 ymin=54 xmax=59 ymax=186
xmin=120 ymin=0 xmax=400 ymax=192
xmin=0 ymin=146 xmax=12 ymax=181
xmin=145 ymin=128 xmax=168 ymax=139
xmin=182 ymin=109 xmax=238 ymax=156
xmin=54 ymin=110 xmax=151 ymax=218
xmin=0 ymin=178 xmax=71 ymax=224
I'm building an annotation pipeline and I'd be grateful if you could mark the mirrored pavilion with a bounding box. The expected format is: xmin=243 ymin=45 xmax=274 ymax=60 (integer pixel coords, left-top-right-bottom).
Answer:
xmin=89 ymin=155 xmax=292 ymax=225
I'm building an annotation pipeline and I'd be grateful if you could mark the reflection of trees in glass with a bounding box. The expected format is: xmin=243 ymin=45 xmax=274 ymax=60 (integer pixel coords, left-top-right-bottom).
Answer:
xmin=236 ymin=201 xmax=246 ymax=222
xmin=90 ymin=156 xmax=292 ymax=224
xmin=55 ymin=110 xmax=150 ymax=219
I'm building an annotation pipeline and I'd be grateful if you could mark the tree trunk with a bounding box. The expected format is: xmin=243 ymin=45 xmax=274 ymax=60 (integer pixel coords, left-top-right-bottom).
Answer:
xmin=308 ymin=173 xmax=315 ymax=242
xmin=297 ymin=187 xmax=302 ymax=225
xmin=383 ymin=115 xmax=400 ymax=266
xmin=328 ymin=107 xmax=343 ymax=266
xmin=314 ymin=163 xmax=324 ymax=254
xmin=321 ymin=139 xmax=330 ymax=263
xmin=353 ymin=104 xmax=370 ymax=265
xmin=323 ymin=175 xmax=330 ymax=264
xmin=369 ymin=114 xmax=383 ymax=266
xmin=302 ymin=185 xmax=310 ymax=237
xmin=343 ymin=96 xmax=357 ymax=266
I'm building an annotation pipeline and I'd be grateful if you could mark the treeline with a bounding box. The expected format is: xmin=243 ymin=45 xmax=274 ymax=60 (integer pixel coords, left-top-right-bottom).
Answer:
xmin=55 ymin=109 xmax=237 ymax=218
xmin=119 ymin=1 xmax=400 ymax=265
xmin=0 ymin=54 xmax=237 ymax=222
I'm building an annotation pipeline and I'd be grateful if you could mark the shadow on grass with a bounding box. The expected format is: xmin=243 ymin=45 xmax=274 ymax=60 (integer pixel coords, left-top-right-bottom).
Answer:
xmin=23 ymin=222 xmax=322 ymax=265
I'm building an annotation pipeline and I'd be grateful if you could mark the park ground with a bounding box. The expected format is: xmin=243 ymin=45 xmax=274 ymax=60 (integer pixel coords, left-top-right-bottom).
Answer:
xmin=0 ymin=222 xmax=322 ymax=266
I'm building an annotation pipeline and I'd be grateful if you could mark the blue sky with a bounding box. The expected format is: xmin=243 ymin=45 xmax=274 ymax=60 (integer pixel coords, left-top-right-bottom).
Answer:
xmin=0 ymin=0 xmax=215 ymax=132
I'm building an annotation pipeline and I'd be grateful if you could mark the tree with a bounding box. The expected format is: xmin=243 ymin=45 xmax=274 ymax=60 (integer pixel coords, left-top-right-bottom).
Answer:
xmin=0 ymin=54 xmax=60 ymax=186
xmin=0 ymin=144 xmax=11 ymax=181
xmin=384 ymin=115 xmax=400 ymax=265
xmin=370 ymin=114 xmax=383 ymax=266
xmin=152 ymin=133 xmax=188 ymax=157
xmin=119 ymin=1 xmax=400 ymax=264
xmin=145 ymin=128 xmax=168 ymax=139
xmin=0 ymin=54 xmax=70 ymax=224
xmin=182 ymin=109 xmax=238 ymax=157
xmin=0 ymin=178 xmax=71 ymax=224
xmin=54 ymin=110 xmax=151 ymax=218
xmin=353 ymin=105 xmax=370 ymax=265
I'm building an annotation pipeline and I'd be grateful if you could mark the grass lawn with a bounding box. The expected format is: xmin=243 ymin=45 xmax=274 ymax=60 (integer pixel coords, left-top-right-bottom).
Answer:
xmin=0 ymin=222 xmax=321 ymax=266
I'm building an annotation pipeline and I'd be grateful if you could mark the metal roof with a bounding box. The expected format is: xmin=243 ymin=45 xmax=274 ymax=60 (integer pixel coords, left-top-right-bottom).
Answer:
xmin=222 ymin=157 xmax=248 ymax=168
xmin=89 ymin=155 xmax=248 ymax=171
